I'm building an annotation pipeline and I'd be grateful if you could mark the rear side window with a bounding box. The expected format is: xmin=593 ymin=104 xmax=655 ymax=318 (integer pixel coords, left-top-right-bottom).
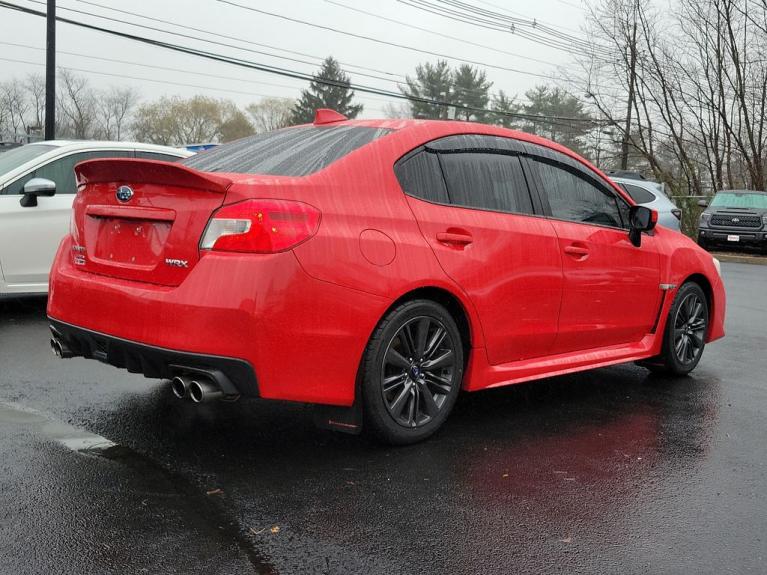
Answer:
xmin=439 ymin=152 xmax=533 ymax=214
xmin=394 ymin=150 xmax=449 ymax=203
xmin=621 ymin=183 xmax=656 ymax=204
xmin=182 ymin=125 xmax=392 ymax=176
xmin=534 ymin=159 xmax=623 ymax=228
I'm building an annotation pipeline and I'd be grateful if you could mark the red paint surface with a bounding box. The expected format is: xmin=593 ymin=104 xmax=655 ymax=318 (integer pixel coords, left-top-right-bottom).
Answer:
xmin=48 ymin=119 xmax=726 ymax=406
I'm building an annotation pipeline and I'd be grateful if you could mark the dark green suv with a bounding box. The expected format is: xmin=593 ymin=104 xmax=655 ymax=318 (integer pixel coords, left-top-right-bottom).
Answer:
xmin=698 ymin=190 xmax=767 ymax=252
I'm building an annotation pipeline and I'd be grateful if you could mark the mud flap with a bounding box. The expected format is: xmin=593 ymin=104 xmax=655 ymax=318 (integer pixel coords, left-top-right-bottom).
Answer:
xmin=313 ymin=402 xmax=363 ymax=435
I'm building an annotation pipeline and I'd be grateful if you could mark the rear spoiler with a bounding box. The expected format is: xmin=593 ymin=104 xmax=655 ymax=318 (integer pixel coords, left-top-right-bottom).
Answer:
xmin=74 ymin=158 xmax=232 ymax=194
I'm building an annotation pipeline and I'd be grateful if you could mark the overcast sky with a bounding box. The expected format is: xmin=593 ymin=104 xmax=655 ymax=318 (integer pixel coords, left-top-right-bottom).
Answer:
xmin=1 ymin=0 xmax=591 ymax=117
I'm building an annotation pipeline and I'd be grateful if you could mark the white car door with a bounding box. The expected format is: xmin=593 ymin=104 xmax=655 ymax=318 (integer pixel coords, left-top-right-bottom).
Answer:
xmin=0 ymin=149 xmax=133 ymax=294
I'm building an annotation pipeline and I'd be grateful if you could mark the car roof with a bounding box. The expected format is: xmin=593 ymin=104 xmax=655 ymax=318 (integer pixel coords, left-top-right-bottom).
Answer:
xmin=25 ymin=140 xmax=193 ymax=156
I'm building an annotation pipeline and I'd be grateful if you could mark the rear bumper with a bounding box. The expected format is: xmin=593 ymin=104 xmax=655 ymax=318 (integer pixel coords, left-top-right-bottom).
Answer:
xmin=47 ymin=236 xmax=391 ymax=406
xmin=49 ymin=318 xmax=258 ymax=396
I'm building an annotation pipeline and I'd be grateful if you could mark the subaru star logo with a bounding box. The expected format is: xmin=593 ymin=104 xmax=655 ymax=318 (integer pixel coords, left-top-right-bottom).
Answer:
xmin=116 ymin=185 xmax=134 ymax=203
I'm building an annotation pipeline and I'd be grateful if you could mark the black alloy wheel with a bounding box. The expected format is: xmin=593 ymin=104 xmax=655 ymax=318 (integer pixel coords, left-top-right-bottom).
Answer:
xmin=381 ymin=316 xmax=456 ymax=428
xmin=361 ymin=300 xmax=464 ymax=444
xmin=645 ymin=281 xmax=709 ymax=376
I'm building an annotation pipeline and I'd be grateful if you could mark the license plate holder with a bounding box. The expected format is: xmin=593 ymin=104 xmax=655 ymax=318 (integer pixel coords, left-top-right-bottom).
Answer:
xmin=727 ymin=234 xmax=740 ymax=242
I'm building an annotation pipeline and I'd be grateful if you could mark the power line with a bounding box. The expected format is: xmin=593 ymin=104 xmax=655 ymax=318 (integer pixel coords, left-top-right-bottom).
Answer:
xmin=0 ymin=55 xmax=394 ymax=114
xmin=74 ymin=0 xmax=406 ymax=80
xmin=399 ymin=0 xmax=612 ymax=58
xmin=214 ymin=0 xmax=588 ymax=83
xmin=0 ymin=0 xmax=605 ymax=126
xmin=323 ymin=0 xmax=559 ymax=67
xmin=21 ymin=0 xmax=405 ymax=87
xmin=0 ymin=40 xmax=402 ymax=106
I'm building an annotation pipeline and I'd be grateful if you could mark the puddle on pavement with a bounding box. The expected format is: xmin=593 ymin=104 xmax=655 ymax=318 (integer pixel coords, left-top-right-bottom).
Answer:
xmin=0 ymin=400 xmax=118 ymax=454
xmin=0 ymin=399 xmax=278 ymax=573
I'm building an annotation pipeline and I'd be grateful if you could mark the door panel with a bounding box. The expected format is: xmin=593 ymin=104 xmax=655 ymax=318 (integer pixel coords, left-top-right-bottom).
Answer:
xmin=0 ymin=194 xmax=74 ymax=288
xmin=523 ymin=154 xmax=662 ymax=353
xmin=407 ymin=198 xmax=563 ymax=364
xmin=548 ymin=220 xmax=661 ymax=353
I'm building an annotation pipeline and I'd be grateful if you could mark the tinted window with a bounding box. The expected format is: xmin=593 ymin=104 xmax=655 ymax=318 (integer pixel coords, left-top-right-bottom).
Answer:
xmin=182 ymin=125 xmax=392 ymax=176
xmin=2 ymin=150 xmax=134 ymax=195
xmin=135 ymin=151 xmax=184 ymax=162
xmin=394 ymin=150 xmax=448 ymax=203
xmin=534 ymin=159 xmax=622 ymax=228
xmin=622 ymin=183 xmax=656 ymax=204
xmin=439 ymin=152 xmax=533 ymax=214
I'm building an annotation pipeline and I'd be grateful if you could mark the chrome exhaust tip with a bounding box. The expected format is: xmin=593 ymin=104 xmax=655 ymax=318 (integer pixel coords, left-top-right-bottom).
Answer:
xmin=189 ymin=379 xmax=224 ymax=403
xmin=171 ymin=375 xmax=193 ymax=399
xmin=50 ymin=338 xmax=63 ymax=358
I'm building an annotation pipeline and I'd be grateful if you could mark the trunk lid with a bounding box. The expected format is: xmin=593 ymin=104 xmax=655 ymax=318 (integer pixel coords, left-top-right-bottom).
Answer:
xmin=71 ymin=159 xmax=231 ymax=286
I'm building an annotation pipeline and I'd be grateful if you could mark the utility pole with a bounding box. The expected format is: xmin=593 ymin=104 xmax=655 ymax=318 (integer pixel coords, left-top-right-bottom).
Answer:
xmin=620 ymin=2 xmax=638 ymax=170
xmin=44 ymin=0 xmax=56 ymax=140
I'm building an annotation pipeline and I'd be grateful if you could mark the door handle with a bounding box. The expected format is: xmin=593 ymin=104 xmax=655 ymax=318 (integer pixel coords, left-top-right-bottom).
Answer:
xmin=563 ymin=244 xmax=589 ymax=258
xmin=436 ymin=231 xmax=473 ymax=246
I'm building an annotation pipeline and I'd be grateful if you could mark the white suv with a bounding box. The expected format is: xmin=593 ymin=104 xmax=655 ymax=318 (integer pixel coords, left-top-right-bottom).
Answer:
xmin=0 ymin=141 xmax=192 ymax=297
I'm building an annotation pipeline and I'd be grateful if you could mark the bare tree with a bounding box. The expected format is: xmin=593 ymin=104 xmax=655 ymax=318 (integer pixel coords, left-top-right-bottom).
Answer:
xmin=0 ymin=78 xmax=31 ymax=137
xmin=57 ymin=69 xmax=97 ymax=139
xmin=94 ymin=86 xmax=139 ymax=140
xmin=25 ymin=74 xmax=46 ymax=133
xmin=246 ymin=97 xmax=294 ymax=132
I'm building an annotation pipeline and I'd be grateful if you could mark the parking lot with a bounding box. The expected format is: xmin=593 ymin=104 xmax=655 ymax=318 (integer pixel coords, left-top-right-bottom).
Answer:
xmin=0 ymin=261 xmax=764 ymax=574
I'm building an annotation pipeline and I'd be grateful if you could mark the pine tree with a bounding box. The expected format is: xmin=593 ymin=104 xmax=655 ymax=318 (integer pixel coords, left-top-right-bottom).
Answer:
xmin=289 ymin=56 xmax=363 ymax=124
xmin=491 ymin=90 xmax=521 ymax=129
xmin=451 ymin=64 xmax=492 ymax=122
xmin=401 ymin=60 xmax=453 ymax=120
xmin=522 ymin=86 xmax=593 ymax=154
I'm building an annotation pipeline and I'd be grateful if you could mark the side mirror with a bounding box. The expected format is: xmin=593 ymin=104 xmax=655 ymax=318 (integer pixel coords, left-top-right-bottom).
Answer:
xmin=628 ymin=205 xmax=657 ymax=247
xmin=20 ymin=177 xmax=56 ymax=207
xmin=697 ymin=199 xmax=709 ymax=208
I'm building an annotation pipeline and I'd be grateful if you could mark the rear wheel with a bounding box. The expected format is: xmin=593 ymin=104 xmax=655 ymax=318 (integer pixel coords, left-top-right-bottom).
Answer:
xmin=361 ymin=300 xmax=464 ymax=445
xmin=646 ymin=282 xmax=709 ymax=376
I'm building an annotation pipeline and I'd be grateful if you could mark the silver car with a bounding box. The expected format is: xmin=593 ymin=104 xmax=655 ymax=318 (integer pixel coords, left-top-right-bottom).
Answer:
xmin=610 ymin=174 xmax=682 ymax=231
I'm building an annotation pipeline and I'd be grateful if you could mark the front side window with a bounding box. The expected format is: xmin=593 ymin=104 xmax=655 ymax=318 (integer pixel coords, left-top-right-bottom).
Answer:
xmin=2 ymin=150 xmax=134 ymax=195
xmin=439 ymin=152 xmax=533 ymax=214
xmin=534 ymin=159 xmax=623 ymax=228
xmin=182 ymin=125 xmax=393 ymax=176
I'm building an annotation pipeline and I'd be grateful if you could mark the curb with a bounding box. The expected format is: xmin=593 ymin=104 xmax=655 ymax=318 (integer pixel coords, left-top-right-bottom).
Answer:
xmin=713 ymin=253 xmax=767 ymax=266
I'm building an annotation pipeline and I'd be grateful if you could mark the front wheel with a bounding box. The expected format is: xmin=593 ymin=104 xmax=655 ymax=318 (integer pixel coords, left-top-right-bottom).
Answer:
xmin=646 ymin=282 xmax=709 ymax=376
xmin=361 ymin=300 xmax=464 ymax=445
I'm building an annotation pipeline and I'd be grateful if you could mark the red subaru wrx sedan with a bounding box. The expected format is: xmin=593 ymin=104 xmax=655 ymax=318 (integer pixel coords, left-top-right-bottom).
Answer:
xmin=47 ymin=110 xmax=726 ymax=444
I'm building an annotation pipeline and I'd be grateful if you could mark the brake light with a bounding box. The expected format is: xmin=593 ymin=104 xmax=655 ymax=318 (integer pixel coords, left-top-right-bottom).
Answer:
xmin=200 ymin=199 xmax=320 ymax=253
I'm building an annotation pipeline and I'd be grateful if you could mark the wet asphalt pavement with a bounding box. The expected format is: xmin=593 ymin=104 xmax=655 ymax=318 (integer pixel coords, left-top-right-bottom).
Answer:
xmin=1 ymin=262 xmax=765 ymax=574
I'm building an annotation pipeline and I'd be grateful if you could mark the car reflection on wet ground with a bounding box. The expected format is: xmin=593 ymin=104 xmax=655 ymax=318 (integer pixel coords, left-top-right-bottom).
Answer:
xmin=0 ymin=262 xmax=764 ymax=574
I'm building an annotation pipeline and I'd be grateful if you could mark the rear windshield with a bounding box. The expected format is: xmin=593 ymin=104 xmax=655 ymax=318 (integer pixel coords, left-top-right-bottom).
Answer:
xmin=182 ymin=125 xmax=392 ymax=176
xmin=711 ymin=191 xmax=767 ymax=209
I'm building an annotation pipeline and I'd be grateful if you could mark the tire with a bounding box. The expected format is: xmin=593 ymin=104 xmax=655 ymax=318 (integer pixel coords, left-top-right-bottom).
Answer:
xmin=646 ymin=282 xmax=709 ymax=376
xmin=697 ymin=237 xmax=709 ymax=251
xmin=361 ymin=299 xmax=464 ymax=445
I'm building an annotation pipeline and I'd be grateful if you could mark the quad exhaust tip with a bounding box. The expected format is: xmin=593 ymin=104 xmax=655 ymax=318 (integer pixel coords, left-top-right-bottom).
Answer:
xmin=50 ymin=338 xmax=74 ymax=359
xmin=170 ymin=375 xmax=194 ymax=399
xmin=189 ymin=378 xmax=224 ymax=403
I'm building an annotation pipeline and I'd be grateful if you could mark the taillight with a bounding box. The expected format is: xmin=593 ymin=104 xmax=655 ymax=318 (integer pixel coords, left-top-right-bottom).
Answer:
xmin=200 ymin=199 xmax=321 ymax=253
